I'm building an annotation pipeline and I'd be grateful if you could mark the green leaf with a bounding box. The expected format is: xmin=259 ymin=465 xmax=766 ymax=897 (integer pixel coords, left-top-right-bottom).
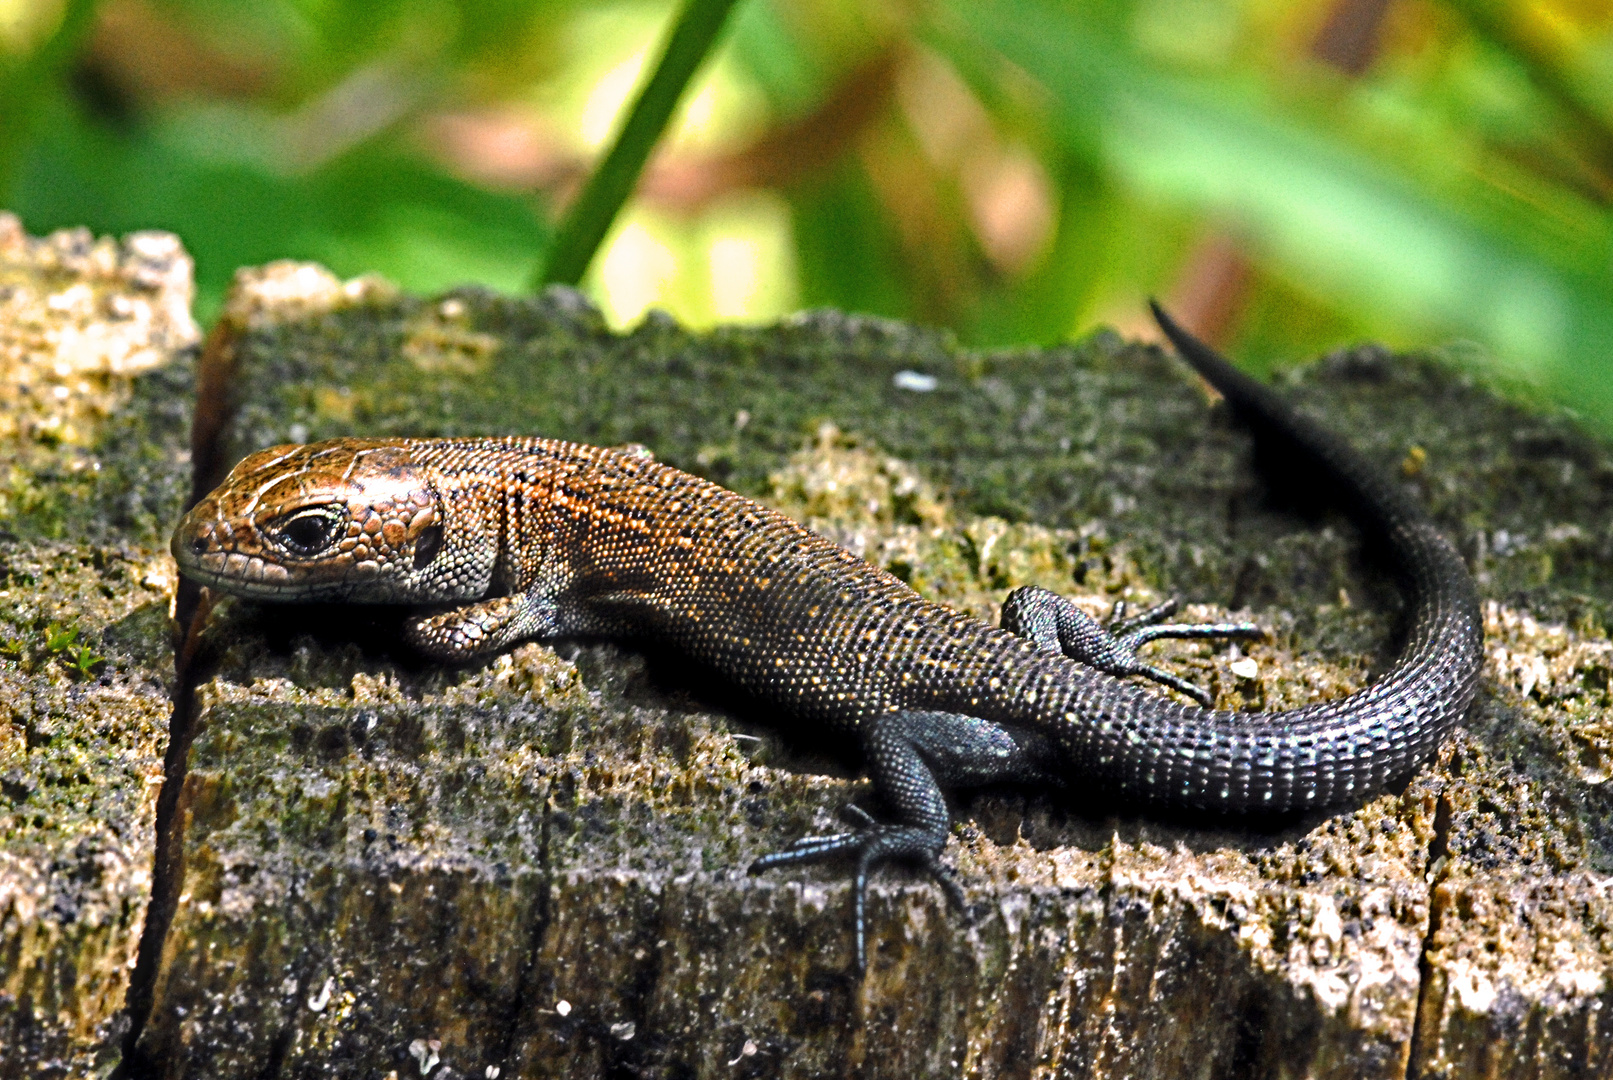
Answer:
xmin=789 ymin=159 xmax=912 ymax=321
xmin=14 ymin=97 xmax=551 ymax=324
xmin=951 ymin=0 xmax=1613 ymax=428
xmin=0 ymin=0 xmax=102 ymax=202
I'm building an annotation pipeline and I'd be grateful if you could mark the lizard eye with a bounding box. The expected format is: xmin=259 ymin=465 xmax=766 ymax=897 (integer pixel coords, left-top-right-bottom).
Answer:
xmin=272 ymin=509 xmax=344 ymax=557
xmin=413 ymin=524 xmax=443 ymax=569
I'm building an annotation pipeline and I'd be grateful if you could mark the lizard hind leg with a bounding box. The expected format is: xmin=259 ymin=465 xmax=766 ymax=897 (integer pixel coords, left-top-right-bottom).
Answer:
xmin=748 ymin=709 xmax=1054 ymax=974
xmin=1000 ymin=586 xmax=1262 ymax=707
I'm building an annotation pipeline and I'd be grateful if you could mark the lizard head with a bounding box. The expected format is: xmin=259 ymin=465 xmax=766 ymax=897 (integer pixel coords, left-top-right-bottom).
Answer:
xmin=172 ymin=439 xmax=467 ymax=602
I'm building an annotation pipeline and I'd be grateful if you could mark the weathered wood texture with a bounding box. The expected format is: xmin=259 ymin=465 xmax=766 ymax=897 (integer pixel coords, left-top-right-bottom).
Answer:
xmin=0 ymin=213 xmax=195 ymax=1077
xmin=2 ymin=237 xmax=1610 ymax=1078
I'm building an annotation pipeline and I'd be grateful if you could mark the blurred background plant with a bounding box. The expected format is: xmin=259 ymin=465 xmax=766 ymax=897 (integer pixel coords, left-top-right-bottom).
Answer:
xmin=3 ymin=0 xmax=1613 ymax=423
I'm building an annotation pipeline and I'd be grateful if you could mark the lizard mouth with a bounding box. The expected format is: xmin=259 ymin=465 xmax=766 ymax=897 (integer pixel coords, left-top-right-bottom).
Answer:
xmin=170 ymin=506 xmax=306 ymax=599
xmin=171 ymin=532 xmax=301 ymax=598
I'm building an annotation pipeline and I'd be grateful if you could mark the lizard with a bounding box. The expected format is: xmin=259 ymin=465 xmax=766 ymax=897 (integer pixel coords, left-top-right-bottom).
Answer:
xmin=170 ymin=304 xmax=1484 ymax=972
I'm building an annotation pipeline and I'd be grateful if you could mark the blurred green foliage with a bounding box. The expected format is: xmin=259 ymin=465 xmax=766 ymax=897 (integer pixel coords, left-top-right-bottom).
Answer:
xmin=3 ymin=0 xmax=1613 ymax=426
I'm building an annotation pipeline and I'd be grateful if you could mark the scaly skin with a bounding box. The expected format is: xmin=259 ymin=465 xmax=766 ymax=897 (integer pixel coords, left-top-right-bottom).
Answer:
xmin=171 ymin=308 xmax=1483 ymax=972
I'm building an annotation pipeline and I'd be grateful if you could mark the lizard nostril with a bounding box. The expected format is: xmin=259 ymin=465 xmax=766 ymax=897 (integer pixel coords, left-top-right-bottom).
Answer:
xmin=190 ymin=535 xmax=209 ymax=556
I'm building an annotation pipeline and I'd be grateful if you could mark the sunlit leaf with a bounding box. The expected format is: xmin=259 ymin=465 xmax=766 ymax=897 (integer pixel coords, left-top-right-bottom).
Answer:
xmin=952 ymin=0 xmax=1613 ymax=427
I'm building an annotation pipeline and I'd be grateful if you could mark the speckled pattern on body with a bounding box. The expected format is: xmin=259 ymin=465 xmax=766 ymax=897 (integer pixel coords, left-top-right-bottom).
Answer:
xmin=171 ymin=308 xmax=1484 ymax=970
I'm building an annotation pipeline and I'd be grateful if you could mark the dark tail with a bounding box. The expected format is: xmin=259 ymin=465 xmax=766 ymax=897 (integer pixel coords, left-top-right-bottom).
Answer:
xmin=1134 ymin=302 xmax=1482 ymax=811
xmin=1150 ymin=300 xmax=1427 ymax=531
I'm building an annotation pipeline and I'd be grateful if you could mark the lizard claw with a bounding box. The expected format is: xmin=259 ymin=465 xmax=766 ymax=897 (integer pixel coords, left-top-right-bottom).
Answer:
xmin=1105 ymin=595 xmax=1264 ymax=707
xmin=1107 ymin=596 xmax=1176 ymax=635
xmin=921 ymin=852 xmax=967 ymax=915
xmin=749 ymin=811 xmax=959 ymax=975
xmin=839 ymin=803 xmax=880 ymax=829
xmin=1002 ymin=586 xmax=1263 ymax=707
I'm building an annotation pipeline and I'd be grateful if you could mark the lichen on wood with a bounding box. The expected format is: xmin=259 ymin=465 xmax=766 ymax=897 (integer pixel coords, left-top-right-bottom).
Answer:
xmin=0 ymin=214 xmax=193 ymax=1079
xmin=122 ymin=264 xmax=1613 ymax=1078
xmin=4 ymin=241 xmax=1612 ymax=1076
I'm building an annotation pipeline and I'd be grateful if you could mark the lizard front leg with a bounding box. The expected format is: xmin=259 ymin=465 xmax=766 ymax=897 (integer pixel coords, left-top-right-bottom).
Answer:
xmin=750 ymin=709 xmax=1058 ymax=974
xmin=404 ymin=591 xmax=560 ymax=662
xmin=1001 ymin=586 xmax=1262 ymax=707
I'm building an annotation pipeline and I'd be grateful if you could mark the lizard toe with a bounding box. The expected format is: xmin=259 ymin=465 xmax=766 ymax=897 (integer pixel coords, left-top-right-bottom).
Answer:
xmin=750 ymin=816 xmax=957 ymax=975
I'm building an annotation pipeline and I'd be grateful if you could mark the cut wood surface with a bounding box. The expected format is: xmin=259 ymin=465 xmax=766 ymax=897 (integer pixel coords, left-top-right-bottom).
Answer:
xmin=2 ymin=230 xmax=1610 ymax=1078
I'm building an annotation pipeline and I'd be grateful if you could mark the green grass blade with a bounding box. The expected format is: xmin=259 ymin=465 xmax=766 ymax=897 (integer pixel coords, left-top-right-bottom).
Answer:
xmin=533 ymin=0 xmax=745 ymax=290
